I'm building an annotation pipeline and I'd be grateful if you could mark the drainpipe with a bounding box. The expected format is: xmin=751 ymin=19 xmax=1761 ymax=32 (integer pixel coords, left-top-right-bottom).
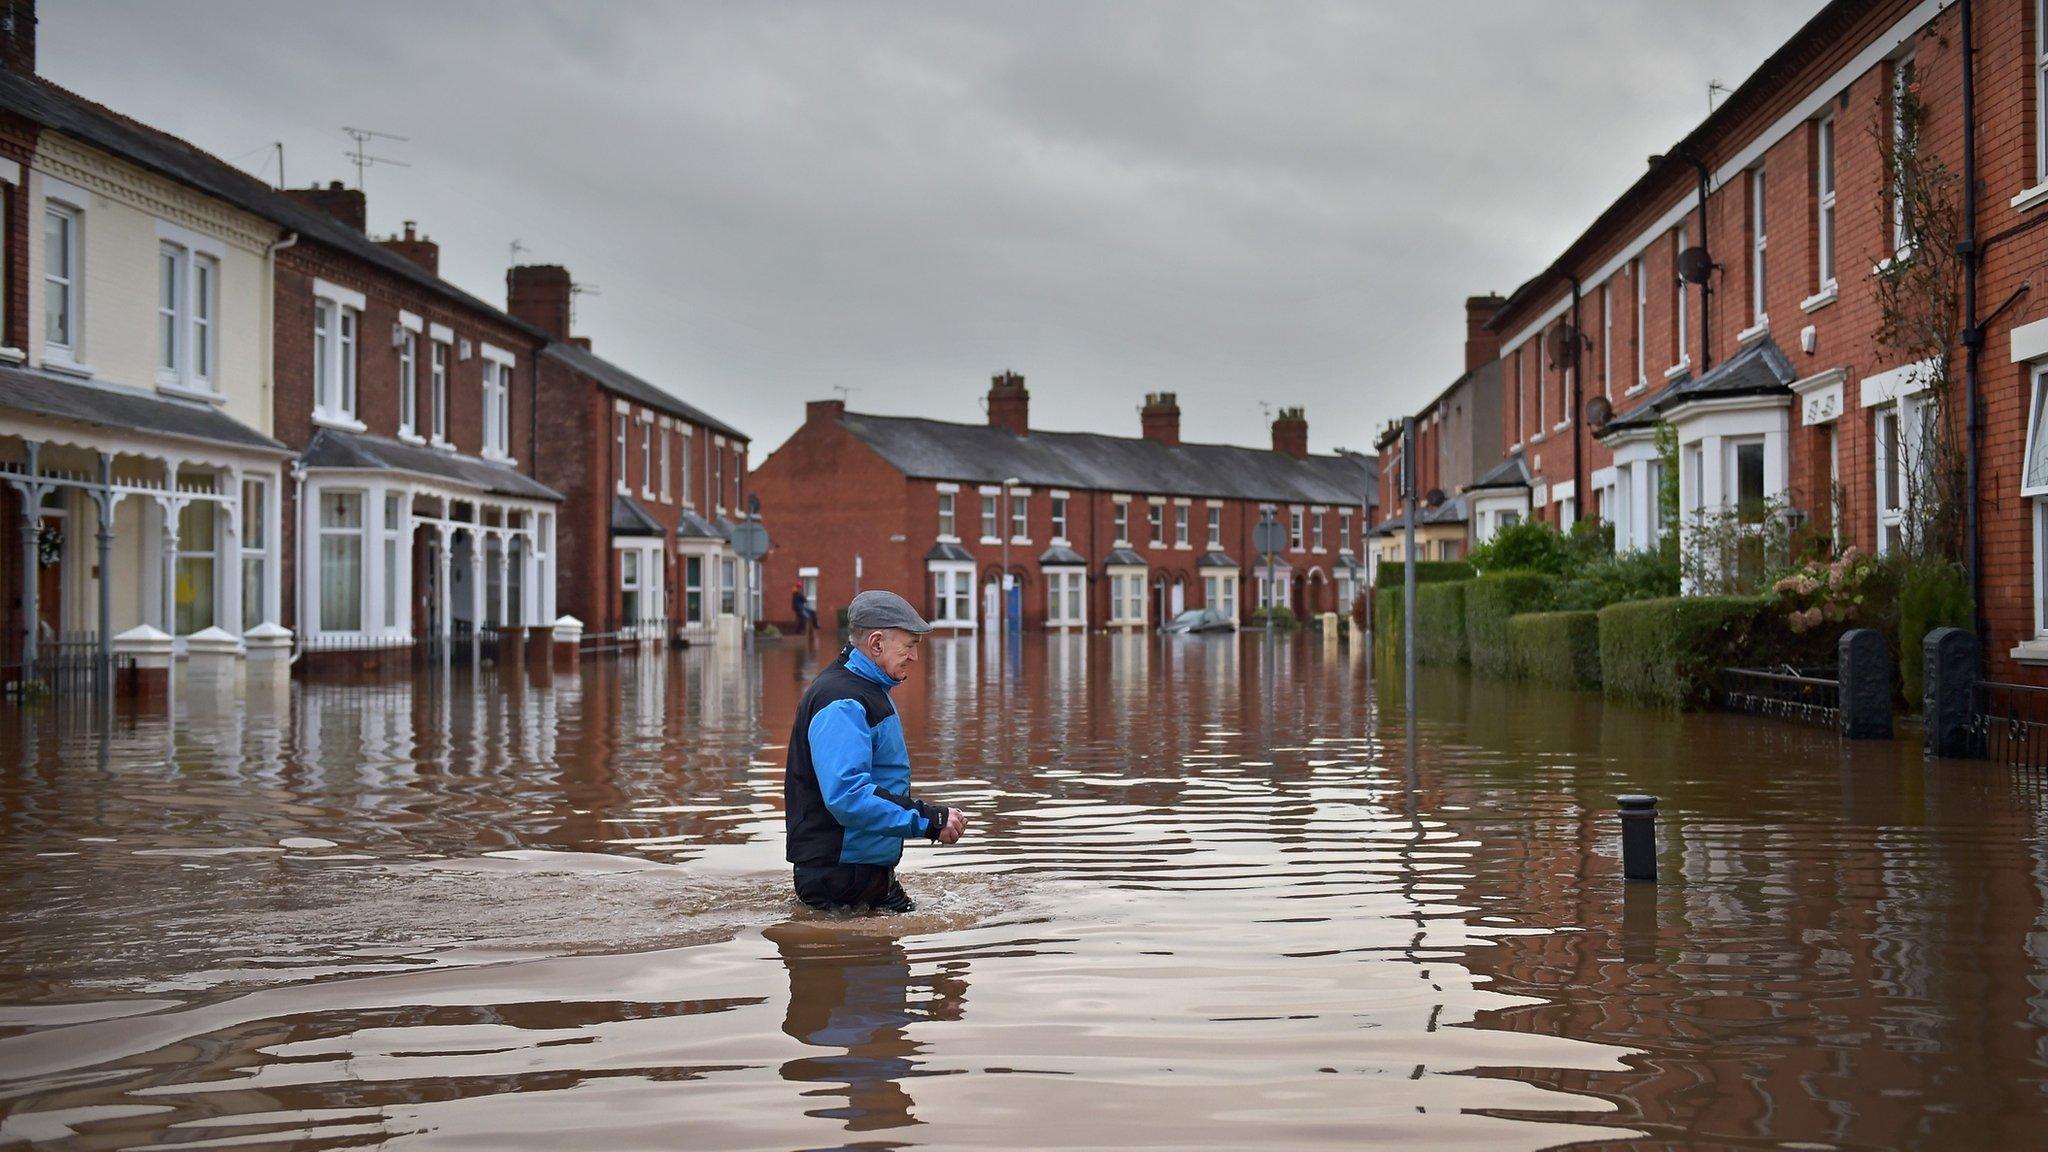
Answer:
xmin=288 ymin=461 xmax=307 ymax=665
xmin=1959 ymin=0 xmax=1984 ymax=643
xmin=263 ymin=232 xmax=299 ymax=425
xmin=1551 ymin=265 xmax=1584 ymax=528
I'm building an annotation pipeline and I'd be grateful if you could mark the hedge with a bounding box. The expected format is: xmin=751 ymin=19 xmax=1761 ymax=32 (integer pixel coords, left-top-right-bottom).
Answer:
xmin=1465 ymin=572 xmax=1558 ymax=678
xmin=1373 ymin=560 xmax=1475 ymax=652
xmin=1597 ymin=595 xmax=1767 ymax=710
xmin=1507 ymin=610 xmax=1602 ymax=689
xmin=1414 ymin=581 xmax=1469 ymax=666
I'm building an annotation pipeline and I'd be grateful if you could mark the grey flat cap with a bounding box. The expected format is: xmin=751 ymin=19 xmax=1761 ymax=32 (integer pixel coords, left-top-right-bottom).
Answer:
xmin=846 ymin=589 xmax=932 ymax=635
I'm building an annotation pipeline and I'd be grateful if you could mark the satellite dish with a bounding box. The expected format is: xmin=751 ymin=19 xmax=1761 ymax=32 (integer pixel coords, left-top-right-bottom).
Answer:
xmin=1425 ymin=488 xmax=1446 ymax=507
xmin=1586 ymin=395 xmax=1613 ymax=428
xmin=1677 ymin=246 xmax=1715 ymax=285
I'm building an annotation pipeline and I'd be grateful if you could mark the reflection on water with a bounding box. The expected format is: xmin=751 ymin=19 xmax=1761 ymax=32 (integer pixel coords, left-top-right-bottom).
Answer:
xmin=0 ymin=634 xmax=2042 ymax=1149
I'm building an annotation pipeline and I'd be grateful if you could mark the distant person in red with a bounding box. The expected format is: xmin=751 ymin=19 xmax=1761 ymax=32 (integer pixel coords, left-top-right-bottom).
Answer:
xmin=792 ymin=583 xmax=819 ymax=635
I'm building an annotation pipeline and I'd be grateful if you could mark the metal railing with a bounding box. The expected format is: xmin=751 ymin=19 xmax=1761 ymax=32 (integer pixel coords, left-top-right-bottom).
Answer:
xmin=1721 ymin=665 xmax=1841 ymax=728
xmin=581 ymin=617 xmax=673 ymax=657
xmin=4 ymin=631 xmax=138 ymax=699
xmin=1969 ymin=679 xmax=2048 ymax=770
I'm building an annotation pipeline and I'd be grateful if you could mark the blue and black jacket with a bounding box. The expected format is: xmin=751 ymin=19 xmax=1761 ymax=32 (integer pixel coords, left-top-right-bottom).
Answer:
xmin=785 ymin=647 xmax=950 ymax=868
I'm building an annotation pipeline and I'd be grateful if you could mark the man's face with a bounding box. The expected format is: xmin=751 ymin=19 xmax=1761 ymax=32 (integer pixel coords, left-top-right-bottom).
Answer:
xmin=865 ymin=628 xmax=923 ymax=680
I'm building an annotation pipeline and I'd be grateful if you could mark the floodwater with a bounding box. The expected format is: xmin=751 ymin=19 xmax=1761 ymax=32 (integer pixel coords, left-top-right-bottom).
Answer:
xmin=0 ymin=635 xmax=2043 ymax=1151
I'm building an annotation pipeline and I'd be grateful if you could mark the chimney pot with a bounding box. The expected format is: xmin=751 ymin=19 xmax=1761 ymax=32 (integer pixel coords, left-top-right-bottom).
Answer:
xmin=1140 ymin=391 xmax=1181 ymax=446
xmin=1271 ymin=406 xmax=1309 ymax=459
xmin=987 ymin=370 xmax=1030 ymax=436
xmin=282 ymin=181 xmax=368 ymax=233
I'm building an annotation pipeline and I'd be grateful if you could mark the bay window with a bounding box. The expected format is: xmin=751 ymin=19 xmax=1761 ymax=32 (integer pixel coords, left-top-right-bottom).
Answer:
xmin=319 ymin=491 xmax=364 ymax=633
xmin=685 ymin=555 xmax=705 ymax=623
xmin=381 ymin=492 xmax=402 ymax=631
xmin=620 ymin=549 xmax=642 ymax=626
xmin=1046 ymin=568 xmax=1085 ymax=628
xmin=241 ymin=478 xmax=268 ymax=631
xmin=930 ymin=563 xmax=974 ymax=626
xmin=174 ymin=499 xmax=216 ymax=636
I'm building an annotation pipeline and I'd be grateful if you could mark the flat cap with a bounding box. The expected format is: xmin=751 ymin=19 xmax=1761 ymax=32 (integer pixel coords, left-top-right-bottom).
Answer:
xmin=846 ymin=589 xmax=932 ymax=635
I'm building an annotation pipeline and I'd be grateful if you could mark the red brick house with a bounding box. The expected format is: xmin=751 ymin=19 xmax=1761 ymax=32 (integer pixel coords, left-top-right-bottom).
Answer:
xmin=511 ymin=264 xmax=755 ymax=641
xmin=1482 ymin=0 xmax=2048 ymax=679
xmin=1371 ymin=296 xmax=1510 ymax=565
xmin=272 ymin=189 xmax=561 ymax=658
xmin=750 ymin=373 xmax=1376 ymax=633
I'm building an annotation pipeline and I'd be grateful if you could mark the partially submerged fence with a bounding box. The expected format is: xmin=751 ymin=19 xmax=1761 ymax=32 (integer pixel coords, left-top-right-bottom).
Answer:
xmin=1721 ymin=666 xmax=1840 ymax=728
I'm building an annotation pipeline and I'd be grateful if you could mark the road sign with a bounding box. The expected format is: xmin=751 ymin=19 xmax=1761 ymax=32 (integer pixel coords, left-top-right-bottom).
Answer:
xmin=730 ymin=519 xmax=771 ymax=561
xmin=1251 ymin=519 xmax=1286 ymax=558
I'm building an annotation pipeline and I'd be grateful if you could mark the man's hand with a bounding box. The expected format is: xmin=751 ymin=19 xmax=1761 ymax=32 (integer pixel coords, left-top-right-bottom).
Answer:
xmin=938 ymin=807 xmax=969 ymax=845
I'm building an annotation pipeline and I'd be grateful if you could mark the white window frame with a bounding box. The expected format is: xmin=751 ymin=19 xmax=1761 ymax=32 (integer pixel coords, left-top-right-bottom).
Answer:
xmin=937 ymin=489 xmax=957 ymax=541
xmin=1107 ymin=567 xmax=1148 ymax=626
xmin=1672 ymin=225 xmax=1691 ymax=373
xmin=240 ymin=476 xmax=269 ymax=632
xmin=173 ymin=498 xmax=219 ymax=637
xmin=157 ymin=242 xmax=182 ymax=380
xmin=1338 ymin=510 xmax=1351 ymax=555
xmin=317 ymin=488 xmax=366 ymax=635
xmin=1050 ymin=494 xmax=1069 ymax=543
xmin=1890 ymin=53 xmax=1916 ymax=257
xmin=1046 ymin=567 xmax=1087 ymax=628
xmin=311 ymin=280 xmax=366 ymax=429
xmin=397 ymin=329 xmax=419 ymax=439
xmin=1310 ymin=510 xmax=1325 ymax=552
xmin=1175 ymin=504 xmax=1190 ymax=547
xmin=1288 ymin=506 xmax=1304 ymax=551
xmin=679 ymin=431 xmax=693 ymax=507
xmin=1207 ymin=505 xmax=1223 ymax=549
xmin=43 ymin=200 xmax=81 ymax=362
xmin=1875 ymin=396 xmax=1929 ymax=555
xmin=1631 ymin=255 xmax=1647 ymax=392
xmin=1203 ymin=569 xmax=1239 ymax=621
xmin=1009 ymin=488 xmax=1030 ymax=543
xmin=1600 ymin=282 xmax=1612 ymax=398
xmin=1146 ymin=501 xmax=1164 ymax=546
xmin=929 ymin=561 xmax=977 ymax=628
xmin=980 ymin=492 xmax=1000 ymax=543
xmin=1816 ymin=116 xmax=1837 ymax=292
xmin=1113 ymin=498 xmax=1131 ymax=545
xmin=639 ymin=415 xmax=654 ymax=496
xmin=614 ymin=412 xmax=629 ymax=494
xmin=1750 ymin=167 xmax=1768 ymax=329
xmin=380 ymin=491 xmax=403 ymax=631
xmin=481 ymin=345 xmax=516 ymax=461
xmin=660 ymin=419 xmax=673 ymax=502
xmin=430 ymin=337 xmax=451 ymax=447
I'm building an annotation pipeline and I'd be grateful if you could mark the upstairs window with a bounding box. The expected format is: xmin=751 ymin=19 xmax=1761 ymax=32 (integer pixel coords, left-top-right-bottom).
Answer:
xmin=431 ymin=341 xmax=449 ymax=443
xmin=640 ymin=419 xmax=652 ymax=489
xmin=1207 ymin=506 xmax=1222 ymax=548
xmin=1339 ymin=510 xmax=1352 ymax=553
xmin=1750 ymin=168 xmax=1768 ymax=327
xmin=1816 ymin=117 xmax=1837 ymax=288
xmin=1050 ymin=495 xmax=1068 ymax=540
xmin=661 ymin=425 xmax=673 ymax=501
xmin=614 ymin=413 xmax=629 ymax=492
xmin=1146 ymin=502 xmax=1163 ymax=542
xmin=398 ymin=330 xmax=418 ymax=436
xmin=1114 ymin=501 xmax=1130 ymax=543
xmin=1311 ymin=511 xmax=1325 ymax=551
xmin=1010 ymin=494 xmax=1028 ymax=540
xmin=1632 ymin=256 xmax=1647 ymax=389
xmin=937 ymin=491 xmax=955 ymax=539
xmin=1289 ymin=507 xmax=1304 ymax=550
xmin=1672 ymin=225 xmax=1690 ymax=369
xmin=1889 ymin=54 xmax=1918 ymax=255
xmin=43 ymin=203 xmax=79 ymax=356
xmin=1175 ymin=504 xmax=1189 ymax=546
xmin=981 ymin=493 xmax=998 ymax=540
xmin=312 ymin=297 xmax=359 ymax=423
xmin=481 ymin=352 xmax=514 ymax=459
xmin=679 ymin=432 xmax=693 ymax=506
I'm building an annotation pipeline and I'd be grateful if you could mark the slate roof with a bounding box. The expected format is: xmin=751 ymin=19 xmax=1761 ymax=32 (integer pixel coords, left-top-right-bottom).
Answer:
xmin=1467 ymin=452 xmax=1531 ymax=491
xmin=1039 ymin=545 xmax=1086 ymax=566
xmin=1103 ymin=548 xmax=1148 ymax=567
xmin=611 ymin=495 xmax=664 ymax=537
xmin=837 ymin=412 xmax=1373 ymax=506
xmin=299 ymin=429 xmax=562 ymax=501
xmin=1373 ymin=494 xmax=1469 ymax=535
xmin=0 ymin=72 xmax=549 ymax=345
xmin=676 ymin=510 xmax=726 ymax=540
xmin=926 ymin=542 xmax=974 ymax=563
xmin=1597 ymin=374 xmax=1687 ymax=436
xmin=1598 ymin=338 xmax=1795 ymax=439
xmin=0 ymin=364 xmax=286 ymax=455
xmin=545 ymin=343 xmax=747 ymax=442
xmin=1197 ymin=550 xmax=1238 ymax=568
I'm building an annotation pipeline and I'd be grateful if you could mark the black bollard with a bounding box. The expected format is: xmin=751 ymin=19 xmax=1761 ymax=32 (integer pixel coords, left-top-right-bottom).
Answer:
xmin=1923 ymin=627 xmax=1982 ymax=759
xmin=1838 ymin=628 xmax=1893 ymax=740
xmin=1618 ymin=794 xmax=1658 ymax=883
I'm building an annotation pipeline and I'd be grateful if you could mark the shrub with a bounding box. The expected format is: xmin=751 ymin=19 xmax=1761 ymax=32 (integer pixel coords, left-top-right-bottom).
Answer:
xmin=1508 ymin=610 xmax=1602 ymax=689
xmin=1372 ymin=561 xmax=1474 ymax=651
xmin=1598 ymin=595 xmax=1768 ymax=710
xmin=1897 ymin=558 xmax=1973 ymax=709
xmin=1465 ymin=571 xmax=1558 ymax=678
xmin=1414 ymin=580 xmax=1469 ymax=665
xmin=1249 ymin=605 xmax=1300 ymax=631
xmin=1468 ymin=522 xmax=1568 ymax=575
xmin=1553 ymin=546 xmax=1681 ymax=611
xmin=761 ymin=624 xmax=783 ymax=639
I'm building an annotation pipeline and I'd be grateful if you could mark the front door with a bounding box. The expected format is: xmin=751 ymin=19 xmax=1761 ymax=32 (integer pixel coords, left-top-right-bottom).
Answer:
xmin=36 ymin=512 xmax=63 ymax=640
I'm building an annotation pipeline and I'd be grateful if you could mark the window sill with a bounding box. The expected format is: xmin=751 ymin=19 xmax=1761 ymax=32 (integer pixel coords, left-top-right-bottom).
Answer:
xmin=1049 ymin=536 xmax=1069 ymax=547
xmin=313 ymin=412 xmax=368 ymax=433
xmin=2012 ymin=182 xmax=2048 ymax=213
xmin=1736 ymin=318 xmax=1771 ymax=345
xmin=1663 ymin=361 xmax=1691 ymax=383
xmin=1173 ymin=542 xmax=1193 ymax=550
xmin=1624 ymin=382 xmax=1648 ymax=397
xmin=156 ymin=380 xmax=226 ymax=404
xmin=1552 ymin=419 xmax=1572 ymax=433
xmin=1873 ymin=248 xmax=1916 ymax=276
xmin=431 ymin=437 xmax=457 ymax=453
xmin=41 ymin=357 xmax=94 ymax=380
xmin=2011 ymin=638 xmax=2048 ymax=666
xmin=1508 ymin=441 xmax=1523 ymax=453
xmin=1799 ymin=284 xmax=1839 ymax=314
xmin=1529 ymin=432 xmax=1546 ymax=445
xmin=936 ymin=534 xmax=960 ymax=544
xmin=1147 ymin=541 xmax=1166 ymax=549
xmin=0 ymin=346 xmax=23 ymax=364
xmin=396 ymin=429 xmax=426 ymax=445
xmin=979 ymin=537 xmax=1002 ymax=545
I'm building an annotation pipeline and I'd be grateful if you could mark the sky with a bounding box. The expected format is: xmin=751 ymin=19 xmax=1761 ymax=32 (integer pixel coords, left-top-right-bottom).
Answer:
xmin=49 ymin=2 xmax=1825 ymax=460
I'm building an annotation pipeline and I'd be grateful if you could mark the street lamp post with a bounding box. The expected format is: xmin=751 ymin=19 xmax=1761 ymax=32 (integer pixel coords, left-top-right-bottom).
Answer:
xmin=1001 ymin=476 xmax=1021 ymax=636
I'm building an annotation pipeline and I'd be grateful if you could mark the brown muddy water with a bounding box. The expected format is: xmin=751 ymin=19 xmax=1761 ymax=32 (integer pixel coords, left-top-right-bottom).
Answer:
xmin=0 ymin=634 xmax=2043 ymax=1151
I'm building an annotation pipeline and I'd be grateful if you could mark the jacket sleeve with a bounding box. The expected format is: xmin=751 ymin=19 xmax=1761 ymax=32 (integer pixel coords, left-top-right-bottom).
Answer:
xmin=808 ymin=699 xmax=943 ymax=839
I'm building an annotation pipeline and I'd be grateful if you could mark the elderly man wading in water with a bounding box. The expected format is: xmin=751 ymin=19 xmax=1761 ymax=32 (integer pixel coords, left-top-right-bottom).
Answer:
xmin=784 ymin=589 xmax=970 ymax=913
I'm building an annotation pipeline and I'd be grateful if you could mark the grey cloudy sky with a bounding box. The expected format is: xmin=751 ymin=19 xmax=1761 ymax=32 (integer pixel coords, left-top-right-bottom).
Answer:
xmin=52 ymin=2 xmax=1822 ymax=459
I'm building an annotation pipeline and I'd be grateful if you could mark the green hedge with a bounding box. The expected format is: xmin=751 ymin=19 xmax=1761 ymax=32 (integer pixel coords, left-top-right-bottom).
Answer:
xmin=1597 ymin=595 xmax=1767 ymax=710
xmin=1373 ymin=561 xmax=1475 ymax=652
xmin=1414 ymin=581 xmax=1469 ymax=666
xmin=1507 ymin=610 xmax=1602 ymax=689
xmin=1465 ymin=572 xmax=1558 ymax=678
xmin=1249 ymin=605 xmax=1300 ymax=631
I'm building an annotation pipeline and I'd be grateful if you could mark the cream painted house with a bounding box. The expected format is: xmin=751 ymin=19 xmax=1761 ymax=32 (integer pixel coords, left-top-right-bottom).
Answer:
xmin=0 ymin=69 xmax=290 ymax=685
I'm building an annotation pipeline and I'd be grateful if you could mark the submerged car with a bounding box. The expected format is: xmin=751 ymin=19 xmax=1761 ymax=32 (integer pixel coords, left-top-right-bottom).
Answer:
xmin=1162 ymin=608 xmax=1235 ymax=634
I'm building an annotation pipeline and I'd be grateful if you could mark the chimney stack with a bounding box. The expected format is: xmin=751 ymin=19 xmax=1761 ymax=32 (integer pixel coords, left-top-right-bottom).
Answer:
xmin=1140 ymin=392 xmax=1181 ymax=446
xmin=1 ymin=0 xmax=36 ymax=74
xmin=507 ymin=264 xmax=573 ymax=341
xmin=377 ymin=220 xmax=440 ymax=276
xmin=807 ymin=398 xmax=847 ymax=426
xmin=1271 ymin=407 xmax=1309 ymax=459
xmin=1465 ymin=294 xmax=1506 ymax=373
xmin=283 ymin=180 xmax=367 ymax=233
xmin=987 ymin=370 xmax=1030 ymax=436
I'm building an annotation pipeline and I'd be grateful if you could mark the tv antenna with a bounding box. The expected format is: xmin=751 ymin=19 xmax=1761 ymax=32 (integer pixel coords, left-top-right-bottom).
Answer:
xmin=832 ymin=384 xmax=861 ymax=403
xmin=341 ymin=126 xmax=410 ymax=191
xmin=1707 ymin=80 xmax=1731 ymax=112
xmin=509 ymin=239 xmax=529 ymax=266
xmin=570 ymin=280 xmax=601 ymax=326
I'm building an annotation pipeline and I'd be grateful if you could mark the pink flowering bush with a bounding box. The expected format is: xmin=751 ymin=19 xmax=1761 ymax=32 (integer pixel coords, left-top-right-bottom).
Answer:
xmin=1771 ymin=546 xmax=1881 ymax=634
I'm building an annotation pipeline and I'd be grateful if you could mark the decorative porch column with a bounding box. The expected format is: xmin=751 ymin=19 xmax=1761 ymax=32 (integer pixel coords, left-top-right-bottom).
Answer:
xmin=8 ymin=441 xmax=52 ymax=684
xmin=435 ymin=522 xmax=454 ymax=640
xmin=91 ymin=454 xmax=118 ymax=696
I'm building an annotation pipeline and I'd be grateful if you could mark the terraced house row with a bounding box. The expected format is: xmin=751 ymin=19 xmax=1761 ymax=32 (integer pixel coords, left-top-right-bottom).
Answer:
xmin=0 ymin=1 xmax=758 ymax=690
xmin=1380 ymin=0 xmax=2048 ymax=681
